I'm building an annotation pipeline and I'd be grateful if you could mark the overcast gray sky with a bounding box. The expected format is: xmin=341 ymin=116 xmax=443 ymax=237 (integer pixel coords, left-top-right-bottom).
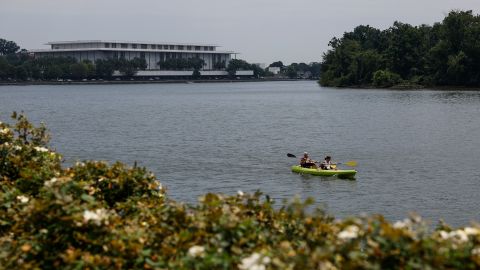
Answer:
xmin=1 ymin=0 xmax=478 ymax=64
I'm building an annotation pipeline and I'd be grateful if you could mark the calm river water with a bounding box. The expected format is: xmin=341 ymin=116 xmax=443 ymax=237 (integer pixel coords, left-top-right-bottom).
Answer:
xmin=1 ymin=81 xmax=479 ymax=226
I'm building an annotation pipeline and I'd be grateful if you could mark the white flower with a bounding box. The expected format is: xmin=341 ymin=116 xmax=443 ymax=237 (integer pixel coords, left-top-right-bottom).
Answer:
xmin=75 ymin=161 xmax=85 ymax=167
xmin=13 ymin=145 xmax=22 ymax=151
xmin=452 ymin=230 xmax=469 ymax=243
xmin=338 ymin=225 xmax=360 ymax=240
xmin=188 ymin=245 xmax=205 ymax=258
xmin=16 ymin=195 xmax=29 ymax=203
xmin=0 ymin=128 xmax=10 ymax=135
xmin=40 ymin=229 xmax=48 ymax=234
xmin=34 ymin=146 xmax=49 ymax=153
xmin=238 ymin=253 xmax=270 ymax=270
xmin=237 ymin=190 xmax=245 ymax=196
xmin=464 ymin=227 xmax=480 ymax=236
xmin=83 ymin=209 xmax=108 ymax=226
xmin=393 ymin=219 xmax=411 ymax=229
xmin=44 ymin=177 xmax=58 ymax=187
xmin=472 ymin=247 xmax=480 ymax=256
xmin=438 ymin=230 xmax=469 ymax=243
xmin=439 ymin=231 xmax=449 ymax=240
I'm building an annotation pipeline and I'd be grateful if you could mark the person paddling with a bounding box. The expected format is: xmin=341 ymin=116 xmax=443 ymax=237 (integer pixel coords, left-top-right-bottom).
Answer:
xmin=320 ymin=156 xmax=336 ymax=170
xmin=300 ymin=152 xmax=318 ymax=168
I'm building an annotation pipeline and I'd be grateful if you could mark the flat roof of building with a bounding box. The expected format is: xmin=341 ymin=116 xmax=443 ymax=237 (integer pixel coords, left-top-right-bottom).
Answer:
xmin=30 ymin=48 xmax=237 ymax=54
xmin=46 ymin=40 xmax=220 ymax=47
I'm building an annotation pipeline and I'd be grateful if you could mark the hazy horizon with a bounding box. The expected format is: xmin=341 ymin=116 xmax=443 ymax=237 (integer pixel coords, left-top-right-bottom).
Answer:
xmin=1 ymin=0 xmax=478 ymax=65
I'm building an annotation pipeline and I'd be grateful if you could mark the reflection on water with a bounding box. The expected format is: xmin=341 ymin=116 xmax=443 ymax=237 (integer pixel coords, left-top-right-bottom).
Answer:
xmin=0 ymin=82 xmax=479 ymax=226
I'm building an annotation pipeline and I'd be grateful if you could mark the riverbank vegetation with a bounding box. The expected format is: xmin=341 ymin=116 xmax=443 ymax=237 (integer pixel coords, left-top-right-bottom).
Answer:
xmin=1 ymin=113 xmax=480 ymax=269
xmin=320 ymin=10 xmax=480 ymax=88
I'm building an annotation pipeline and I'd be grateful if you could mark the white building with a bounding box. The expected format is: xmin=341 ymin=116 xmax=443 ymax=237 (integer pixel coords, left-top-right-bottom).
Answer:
xmin=268 ymin=66 xmax=281 ymax=75
xmin=31 ymin=40 xmax=254 ymax=77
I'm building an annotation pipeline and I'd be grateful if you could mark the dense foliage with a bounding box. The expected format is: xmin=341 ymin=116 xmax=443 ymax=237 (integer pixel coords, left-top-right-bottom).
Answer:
xmin=1 ymin=114 xmax=480 ymax=269
xmin=157 ymin=57 xmax=206 ymax=78
xmin=226 ymin=59 xmax=256 ymax=77
xmin=157 ymin=58 xmax=206 ymax=71
xmin=320 ymin=10 xmax=480 ymax=87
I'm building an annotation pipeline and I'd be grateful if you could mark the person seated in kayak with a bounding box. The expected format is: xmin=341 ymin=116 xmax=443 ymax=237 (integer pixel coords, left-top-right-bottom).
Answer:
xmin=320 ymin=156 xmax=335 ymax=170
xmin=300 ymin=152 xmax=317 ymax=168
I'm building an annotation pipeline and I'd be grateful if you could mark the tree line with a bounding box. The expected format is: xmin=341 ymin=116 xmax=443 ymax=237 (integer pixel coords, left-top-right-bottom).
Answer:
xmin=320 ymin=10 xmax=480 ymax=88
xmin=268 ymin=61 xmax=321 ymax=79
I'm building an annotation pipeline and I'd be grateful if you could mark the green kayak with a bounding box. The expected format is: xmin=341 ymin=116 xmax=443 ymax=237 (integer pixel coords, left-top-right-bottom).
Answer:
xmin=291 ymin=165 xmax=357 ymax=179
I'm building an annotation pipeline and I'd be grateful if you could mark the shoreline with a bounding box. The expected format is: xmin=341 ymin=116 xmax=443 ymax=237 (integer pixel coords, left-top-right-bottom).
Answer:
xmin=322 ymin=84 xmax=480 ymax=91
xmin=0 ymin=78 xmax=307 ymax=86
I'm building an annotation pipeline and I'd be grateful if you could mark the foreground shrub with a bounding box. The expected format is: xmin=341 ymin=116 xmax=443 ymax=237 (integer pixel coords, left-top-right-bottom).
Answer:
xmin=0 ymin=113 xmax=479 ymax=269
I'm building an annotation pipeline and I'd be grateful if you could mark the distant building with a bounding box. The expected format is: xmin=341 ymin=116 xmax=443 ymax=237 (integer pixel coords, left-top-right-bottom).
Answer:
xmin=268 ymin=66 xmax=281 ymax=75
xmin=31 ymin=40 xmax=254 ymax=77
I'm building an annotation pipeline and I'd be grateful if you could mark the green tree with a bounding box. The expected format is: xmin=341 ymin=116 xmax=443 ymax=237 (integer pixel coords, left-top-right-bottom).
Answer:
xmin=131 ymin=57 xmax=147 ymax=70
xmin=269 ymin=61 xmax=284 ymax=68
xmin=0 ymin=57 xmax=14 ymax=80
xmin=14 ymin=65 xmax=28 ymax=80
xmin=70 ymin=62 xmax=88 ymax=80
xmin=286 ymin=65 xmax=298 ymax=78
xmin=44 ymin=65 xmax=64 ymax=80
xmin=226 ymin=59 xmax=252 ymax=78
xmin=192 ymin=69 xmax=201 ymax=79
xmin=189 ymin=58 xmax=205 ymax=79
xmin=309 ymin=62 xmax=321 ymax=78
xmin=188 ymin=58 xmax=205 ymax=70
xmin=350 ymin=50 xmax=382 ymax=84
xmin=95 ymin=59 xmax=116 ymax=78
xmin=446 ymin=51 xmax=468 ymax=84
xmin=251 ymin=64 xmax=266 ymax=78
xmin=384 ymin=22 xmax=424 ymax=79
xmin=117 ymin=57 xmax=147 ymax=77
xmin=213 ymin=61 xmax=226 ymax=70
xmin=372 ymin=70 xmax=401 ymax=87
xmin=0 ymin=38 xmax=20 ymax=56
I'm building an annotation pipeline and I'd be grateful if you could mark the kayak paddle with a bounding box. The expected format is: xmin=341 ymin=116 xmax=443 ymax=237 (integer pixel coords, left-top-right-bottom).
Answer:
xmin=339 ymin=160 xmax=357 ymax=167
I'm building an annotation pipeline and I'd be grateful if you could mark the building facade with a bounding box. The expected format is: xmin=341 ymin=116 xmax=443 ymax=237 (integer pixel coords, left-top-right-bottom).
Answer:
xmin=31 ymin=40 xmax=236 ymax=71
